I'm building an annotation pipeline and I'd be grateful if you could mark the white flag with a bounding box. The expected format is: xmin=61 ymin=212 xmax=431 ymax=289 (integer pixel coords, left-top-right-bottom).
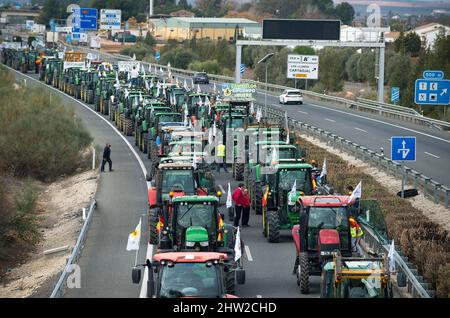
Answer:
xmin=197 ymin=84 xmax=201 ymax=94
xmin=192 ymin=154 xmax=197 ymax=170
xmin=226 ymin=183 xmax=233 ymax=208
xmin=124 ymin=88 xmax=129 ymax=98
xmin=132 ymin=53 xmax=136 ymax=61
xmin=191 ymin=78 xmax=194 ymax=87
xmin=256 ymin=107 xmax=262 ymax=123
xmin=213 ymin=121 xmax=217 ymax=137
xmin=139 ymin=92 xmax=143 ymax=103
xmin=142 ymin=66 xmax=146 ymax=77
xmin=167 ymin=62 xmax=171 ymax=68
xmin=156 ymin=85 xmax=160 ymax=97
xmin=289 ymin=180 xmax=297 ymax=205
xmin=234 ymin=227 xmax=242 ymax=262
xmin=286 ymin=131 xmax=290 ymax=144
xmin=145 ymin=80 xmax=149 ymax=91
xmin=388 ymin=240 xmax=396 ymax=273
xmin=148 ymin=64 xmax=152 ymax=73
xmin=250 ymin=101 xmax=254 ymax=115
xmin=213 ymin=82 xmax=217 ymax=93
xmin=348 ymin=181 xmax=362 ymax=203
xmin=208 ymin=127 xmax=213 ymax=144
xmin=126 ymin=218 xmax=141 ymax=251
xmin=184 ymin=79 xmax=189 ymax=91
xmin=271 ymin=147 xmax=278 ymax=165
xmin=320 ymin=158 xmax=327 ymax=178
xmin=160 ymin=67 xmax=163 ymax=73
xmin=184 ymin=106 xmax=189 ymax=126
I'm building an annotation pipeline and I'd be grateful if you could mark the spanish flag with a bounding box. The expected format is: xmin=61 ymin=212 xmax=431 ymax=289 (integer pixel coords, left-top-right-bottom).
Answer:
xmin=262 ymin=186 xmax=269 ymax=207
xmin=156 ymin=216 xmax=164 ymax=233
xmin=218 ymin=214 xmax=224 ymax=241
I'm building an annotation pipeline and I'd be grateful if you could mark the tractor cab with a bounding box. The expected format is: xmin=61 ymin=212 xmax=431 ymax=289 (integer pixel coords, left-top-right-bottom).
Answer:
xmin=261 ymin=163 xmax=314 ymax=242
xmin=132 ymin=252 xmax=244 ymax=298
xmin=321 ymin=252 xmax=393 ymax=298
xmin=188 ymin=93 xmax=209 ymax=115
xmin=292 ymin=195 xmax=355 ymax=294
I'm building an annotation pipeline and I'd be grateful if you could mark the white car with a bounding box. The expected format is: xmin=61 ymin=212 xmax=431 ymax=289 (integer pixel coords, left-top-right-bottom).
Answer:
xmin=279 ymin=89 xmax=303 ymax=105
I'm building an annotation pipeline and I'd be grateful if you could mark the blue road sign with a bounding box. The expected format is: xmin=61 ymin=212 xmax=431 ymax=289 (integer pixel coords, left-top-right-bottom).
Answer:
xmin=415 ymin=78 xmax=450 ymax=105
xmin=391 ymin=87 xmax=400 ymax=104
xmin=49 ymin=19 xmax=55 ymax=32
xmin=391 ymin=136 xmax=416 ymax=162
xmin=240 ymin=64 xmax=245 ymax=75
xmin=72 ymin=8 xmax=98 ymax=31
xmin=155 ymin=51 xmax=160 ymax=61
xmin=423 ymin=70 xmax=444 ymax=80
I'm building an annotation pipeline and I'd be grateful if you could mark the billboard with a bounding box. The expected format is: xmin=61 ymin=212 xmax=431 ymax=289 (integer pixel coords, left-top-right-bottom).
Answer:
xmin=222 ymin=83 xmax=257 ymax=101
xmin=263 ymin=19 xmax=341 ymax=41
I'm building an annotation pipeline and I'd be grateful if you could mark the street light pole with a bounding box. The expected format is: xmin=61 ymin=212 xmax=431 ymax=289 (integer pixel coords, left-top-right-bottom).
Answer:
xmin=257 ymin=53 xmax=275 ymax=119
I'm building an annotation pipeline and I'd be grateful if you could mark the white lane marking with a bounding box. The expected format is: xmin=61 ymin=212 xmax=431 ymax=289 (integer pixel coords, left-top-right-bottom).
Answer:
xmin=354 ymin=127 xmax=367 ymax=133
xmin=298 ymin=110 xmax=309 ymax=115
xmin=424 ymin=152 xmax=440 ymax=159
xmin=271 ymin=103 xmax=282 ymax=108
xmin=244 ymin=245 xmax=253 ymax=262
xmin=325 ymin=118 xmax=336 ymax=123
xmin=307 ymin=103 xmax=450 ymax=144
xmin=8 ymin=67 xmax=154 ymax=298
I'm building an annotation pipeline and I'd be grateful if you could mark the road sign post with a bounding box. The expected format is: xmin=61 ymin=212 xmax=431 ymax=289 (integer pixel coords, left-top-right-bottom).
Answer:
xmin=391 ymin=87 xmax=400 ymax=104
xmin=391 ymin=136 xmax=416 ymax=198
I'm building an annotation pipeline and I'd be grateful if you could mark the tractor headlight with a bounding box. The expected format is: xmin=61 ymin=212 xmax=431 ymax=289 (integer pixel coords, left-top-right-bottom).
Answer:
xmin=186 ymin=241 xmax=195 ymax=247
xmin=199 ymin=241 xmax=209 ymax=247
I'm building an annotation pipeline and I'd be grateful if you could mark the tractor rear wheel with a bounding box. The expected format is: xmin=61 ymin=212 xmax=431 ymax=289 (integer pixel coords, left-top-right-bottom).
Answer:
xmin=235 ymin=163 xmax=244 ymax=181
xmin=148 ymin=208 xmax=159 ymax=246
xmin=143 ymin=133 xmax=148 ymax=154
xmin=254 ymin=182 xmax=262 ymax=215
xmin=298 ymin=253 xmax=310 ymax=294
xmin=87 ymin=90 xmax=94 ymax=104
xmin=94 ymin=95 xmax=100 ymax=112
xmin=267 ymin=210 xmax=280 ymax=243
xmin=225 ymin=265 xmax=236 ymax=295
xmin=119 ymin=114 xmax=125 ymax=132
xmin=125 ymin=118 xmax=133 ymax=136
xmin=150 ymin=140 xmax=158 ymax=162
xmin=134 ymin=126 xmax=139 ymax=146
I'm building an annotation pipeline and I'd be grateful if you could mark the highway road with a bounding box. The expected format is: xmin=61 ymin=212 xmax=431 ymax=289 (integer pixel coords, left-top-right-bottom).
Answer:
xmin=8 ymin=67 xmax=315 ymax=298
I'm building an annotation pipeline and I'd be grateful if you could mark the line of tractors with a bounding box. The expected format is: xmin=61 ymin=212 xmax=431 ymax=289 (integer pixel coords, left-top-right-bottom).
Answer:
xmin=1 ymin=44 xmax=393 ymax=298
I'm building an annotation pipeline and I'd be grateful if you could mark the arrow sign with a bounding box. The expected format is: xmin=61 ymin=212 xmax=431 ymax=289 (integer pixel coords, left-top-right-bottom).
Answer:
xmin=391 ymin=136 xmax=416 ymax=162
xmin=441 ymin=88 xmax=448 ymax=96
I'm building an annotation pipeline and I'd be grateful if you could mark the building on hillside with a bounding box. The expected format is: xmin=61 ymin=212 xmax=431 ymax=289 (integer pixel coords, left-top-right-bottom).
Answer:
xmin=170 ymin=10 xmax=195 ymax=18
xmin=149 ymin=17 xmax=259 ymax=42
xmin=408 ymin=23 xmax=450 ymax=48
xmin=0 ymin=8 xmax=39 ymax=26
xmin=385 ymin=31 xmax=400 ymax=43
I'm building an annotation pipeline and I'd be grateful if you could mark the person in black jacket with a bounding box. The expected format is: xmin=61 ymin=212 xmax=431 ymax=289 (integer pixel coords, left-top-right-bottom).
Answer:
xmin=101 ymin=143 xmax=113 ymax=172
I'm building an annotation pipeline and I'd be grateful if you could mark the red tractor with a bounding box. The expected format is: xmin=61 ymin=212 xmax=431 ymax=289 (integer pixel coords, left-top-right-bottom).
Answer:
xmin=292 ymin=195 xmax=355 ymax=294
xmin=146 ymin=162 xmax=211 ymax=245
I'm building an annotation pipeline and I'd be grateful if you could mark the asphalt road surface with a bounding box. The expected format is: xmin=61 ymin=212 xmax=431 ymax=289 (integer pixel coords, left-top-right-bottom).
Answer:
xmin=8 ymin=67 xmax=314 ymax=298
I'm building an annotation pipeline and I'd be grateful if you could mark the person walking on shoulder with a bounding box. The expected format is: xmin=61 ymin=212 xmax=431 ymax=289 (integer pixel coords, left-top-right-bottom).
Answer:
xmin=101 ymin=143 xmax=113 ymax=172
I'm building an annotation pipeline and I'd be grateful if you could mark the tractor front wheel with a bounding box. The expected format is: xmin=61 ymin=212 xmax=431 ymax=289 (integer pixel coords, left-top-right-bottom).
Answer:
xmin=254 ymin=183 xmax=262 ymax=215
xmin=298 ymin=253 xmax=310 ymax=294
xmin=267 ymin=210 xmax=280 ymax=243
xmin=143 ymin=133 xmax=148 ymax=154
xmin=125 ymin=118 xmax=133 ymax=136
xmin=234 ymin=163 xmax=244 ymax=181
xmin=148 ymin=208 xmax=159 ymax=246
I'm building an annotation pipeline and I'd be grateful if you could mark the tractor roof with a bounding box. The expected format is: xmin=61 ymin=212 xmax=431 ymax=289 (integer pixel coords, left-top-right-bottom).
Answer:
xmin=189 ymin=93 xmax=209 ymax=97
xmin=160 ymin=156 xmax=203 ymax=164
xmin=168 ymin=151 xmax=207 ymax=157
xmin=300 ymin=195 xmax=355 ymax=207
xmin=255 ymin=140 xmax=286 ymax=145
xmin=161 ymin=126 xmax=192 ymax=132
xmin=153 ymin=252 xmax=228 ymax=263
xmin=169 ymin=140 xmax=202 ymax=145
xmin=155 ymin=112 xmax=181 ymax=116
xmin=262 ymin=144 xmax=296 ymax=149
xmin=275 ymin=163 xmax=313 ymax=170
xmin=158 ymin=162 xmax=194 ymax=170
xmin=172 ymin=195 xmax=219 ymax=204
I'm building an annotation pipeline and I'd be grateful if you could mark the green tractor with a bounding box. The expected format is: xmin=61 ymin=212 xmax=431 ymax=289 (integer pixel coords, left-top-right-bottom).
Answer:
xmin=156 ymin=195 xmax=245 ymax=294
xmin=80 ymin=70 xmax=97 ymax=104
xmin=260 ymin=163 xmax=315 ymax=243
xmin=94 ymin=75 xmax=116 ymax=114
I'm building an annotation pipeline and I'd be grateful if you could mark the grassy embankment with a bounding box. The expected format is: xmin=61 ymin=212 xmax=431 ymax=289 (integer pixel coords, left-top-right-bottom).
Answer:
xmin=0 ymin=66 xmax=93 ymax=277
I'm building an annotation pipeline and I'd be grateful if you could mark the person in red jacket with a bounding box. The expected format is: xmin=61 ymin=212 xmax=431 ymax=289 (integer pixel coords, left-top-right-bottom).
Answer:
xmin=232 ymin=183 xmax=244 ymax=227
xmin=242 ymin=188 xmax=251 ymax=227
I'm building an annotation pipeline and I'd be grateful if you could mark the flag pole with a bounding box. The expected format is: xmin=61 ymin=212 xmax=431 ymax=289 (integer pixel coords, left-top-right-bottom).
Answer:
xmin=134 ymin=217 xmax=141 ymax=267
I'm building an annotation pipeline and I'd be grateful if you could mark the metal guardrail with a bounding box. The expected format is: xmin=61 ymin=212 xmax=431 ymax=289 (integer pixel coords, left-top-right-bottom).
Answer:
xmin=356 ymin=97 xmax=422 ymax=116
xmin=50 ymin=199 xmax=97 ymax=298
xmin=362 ymin=225 xmax=433 ymax=298
xmin=263 ymin=105 xmax=438 ymax=298
xmin=264 ymin=105 xmax=450 ymax=209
